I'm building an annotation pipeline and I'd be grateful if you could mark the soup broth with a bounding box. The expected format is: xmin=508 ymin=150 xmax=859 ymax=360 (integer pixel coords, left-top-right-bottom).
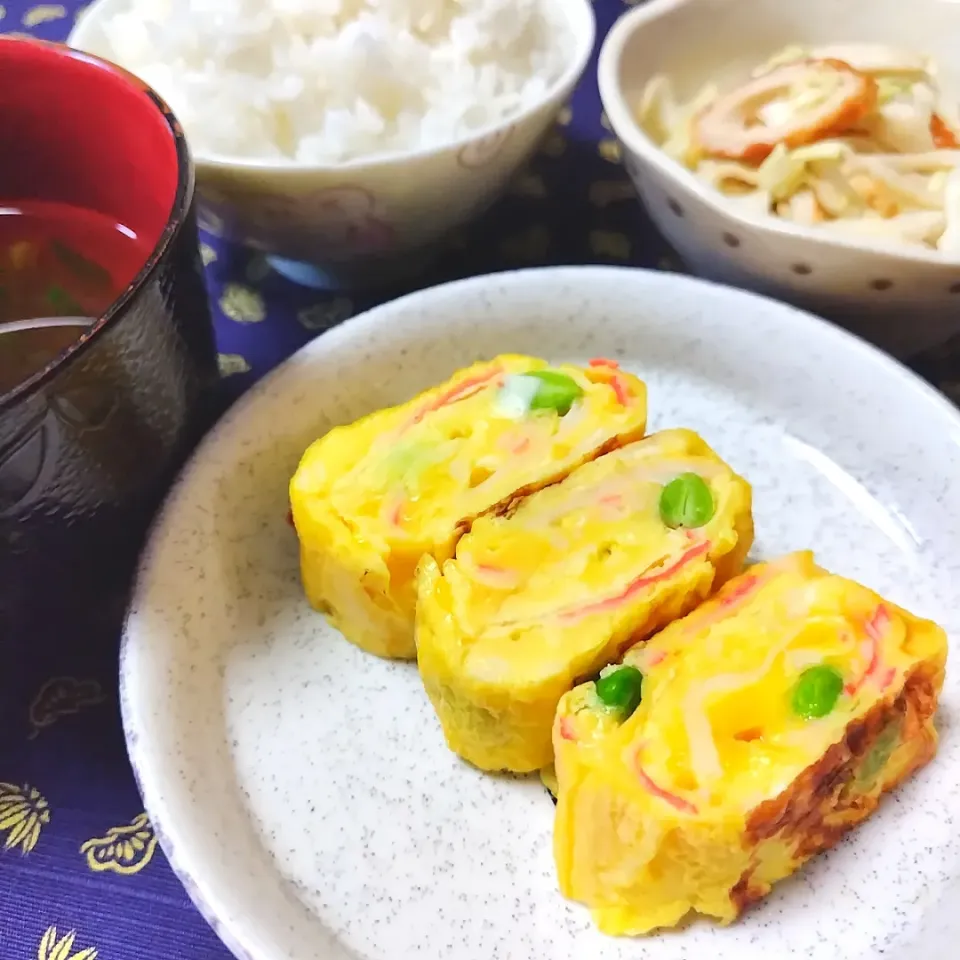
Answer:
xmin=0 ymin=200 xmax=152 ymax=395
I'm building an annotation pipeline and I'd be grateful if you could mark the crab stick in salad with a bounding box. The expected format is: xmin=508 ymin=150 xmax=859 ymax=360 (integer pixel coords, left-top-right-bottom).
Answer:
xmin=552 ymin=550 xmax=947 ymax=935
xmin=638 ymin=44 xmax=960 ymax=253
xmin=415 ymin=428 xmax=753 ymax=772
xmin=289 ymin=355 xmax=647 ymax=659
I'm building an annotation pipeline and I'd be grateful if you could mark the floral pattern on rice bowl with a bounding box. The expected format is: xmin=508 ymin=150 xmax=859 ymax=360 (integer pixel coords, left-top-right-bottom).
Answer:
xmin=235 ymin=186 xmax=394 ymax=256
xmin=458 ymin=125 xmax=516 ymax=169
xmin=307 ymin=187 xmax=393 ymax=253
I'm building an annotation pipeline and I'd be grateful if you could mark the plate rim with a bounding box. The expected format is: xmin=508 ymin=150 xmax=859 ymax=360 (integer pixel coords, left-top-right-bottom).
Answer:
xmin=118 ymin=265 xmax=960 ymax=960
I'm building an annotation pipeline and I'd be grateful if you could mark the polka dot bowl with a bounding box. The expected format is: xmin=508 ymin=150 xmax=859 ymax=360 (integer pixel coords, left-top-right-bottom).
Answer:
xmin=68 ymin=0 xmax=594 ymax=290
xmin=598 ymin=0 xmax=960 ymax=357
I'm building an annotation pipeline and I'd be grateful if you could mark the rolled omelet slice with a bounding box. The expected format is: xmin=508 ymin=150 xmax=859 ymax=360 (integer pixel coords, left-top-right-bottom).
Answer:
xmin=290 ymin=355 xmax=647 ymax=659
xmin=415 ymin=428 xmax=754 ymax=773
xmin=553 ymin=551 xmax=947 ymax=936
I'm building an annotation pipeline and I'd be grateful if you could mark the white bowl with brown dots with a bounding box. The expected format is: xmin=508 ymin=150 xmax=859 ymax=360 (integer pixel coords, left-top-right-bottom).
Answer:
xmin=598 ymin=0 xmax=960 ymax=357
xmin=121 ymin=267 xmax=960 ymax=960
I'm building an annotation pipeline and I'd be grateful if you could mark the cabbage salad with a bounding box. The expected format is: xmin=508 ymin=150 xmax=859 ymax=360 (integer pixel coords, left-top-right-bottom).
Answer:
xmin=638 ymin=44 xmax=960 ymax=254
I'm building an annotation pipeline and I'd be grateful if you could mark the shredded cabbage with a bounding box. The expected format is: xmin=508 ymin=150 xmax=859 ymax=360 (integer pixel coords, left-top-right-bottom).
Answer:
xmin=636 ymin=44 xmax=960 ymax=255
xmin=938 ymin=168 xmax=960 ymax=253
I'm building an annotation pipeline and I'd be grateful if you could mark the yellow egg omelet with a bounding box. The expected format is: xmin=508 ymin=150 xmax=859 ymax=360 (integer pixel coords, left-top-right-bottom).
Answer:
xmin=553 ymin=551 xmax=947 ymax=935
xmin=416 ymin=428 xmax=754 ymax=773
xmin=289 ymin=355 xmax=647 ymax=659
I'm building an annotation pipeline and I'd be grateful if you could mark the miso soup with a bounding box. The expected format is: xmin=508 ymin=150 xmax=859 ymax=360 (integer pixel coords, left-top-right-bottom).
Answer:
xmin=0 ymin=200 xmax=152 ymax=394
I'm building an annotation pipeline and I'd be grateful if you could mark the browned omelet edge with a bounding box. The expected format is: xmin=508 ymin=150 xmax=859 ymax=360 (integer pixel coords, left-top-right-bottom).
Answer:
xmin=731 ymin=660 xmax=943 ymax=916
xmin=296 ymin=423 xmax=647 ymax=661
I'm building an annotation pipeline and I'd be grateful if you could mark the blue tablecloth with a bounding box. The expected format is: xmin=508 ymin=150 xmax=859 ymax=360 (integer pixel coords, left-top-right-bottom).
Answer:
xmin=2 ymin=6 xmax=959 ymax=959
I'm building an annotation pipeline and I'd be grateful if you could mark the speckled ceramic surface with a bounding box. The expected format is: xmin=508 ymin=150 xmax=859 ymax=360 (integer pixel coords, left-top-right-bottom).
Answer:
xmin=121 ymin=266 xmax=960 ymax=960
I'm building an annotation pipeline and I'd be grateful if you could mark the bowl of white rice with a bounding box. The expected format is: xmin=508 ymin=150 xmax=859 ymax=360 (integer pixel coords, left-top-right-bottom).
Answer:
xmin=68 ymin=0 xmax=593 ymax=287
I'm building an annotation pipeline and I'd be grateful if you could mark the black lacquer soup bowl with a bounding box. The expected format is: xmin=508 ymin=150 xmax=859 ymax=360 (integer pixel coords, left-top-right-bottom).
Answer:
xmin=0 ymin=38 xmax=219 ymax=644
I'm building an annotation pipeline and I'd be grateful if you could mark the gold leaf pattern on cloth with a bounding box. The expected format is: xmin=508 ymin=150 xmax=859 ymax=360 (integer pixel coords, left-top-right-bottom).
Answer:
xmin=598 ymin=139 xmax=623 ymax=164
xmin=80 ymin=813 xmax=158 ymax=875
xmin=218 ymin=353 xmax=252 ymax=377
xmin=297 ymin=298 xmax=355 ymax=332
xmin=220 ymin=284 xmax=266 ymax=323
xmin=28 ymin=677 xmax=105 ymax=739
xmin=22 ymin=3 xmax=66 ymax=25
xmin=0 ymin=782 xmax=50 ymax=854
xmin=37 ymin=926 xmax=98 ymax=960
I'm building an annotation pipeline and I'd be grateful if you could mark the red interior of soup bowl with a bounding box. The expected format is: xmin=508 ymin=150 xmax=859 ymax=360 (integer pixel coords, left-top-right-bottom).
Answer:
xmin=0 ymin=38 xmax=179 ymax=249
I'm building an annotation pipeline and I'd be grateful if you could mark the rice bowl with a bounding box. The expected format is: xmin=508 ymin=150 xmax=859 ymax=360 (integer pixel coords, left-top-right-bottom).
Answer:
xmin=73 ymin=0 xmax=576 ymax=165
xmin=69 ymin=0 xmax=592 ymax=282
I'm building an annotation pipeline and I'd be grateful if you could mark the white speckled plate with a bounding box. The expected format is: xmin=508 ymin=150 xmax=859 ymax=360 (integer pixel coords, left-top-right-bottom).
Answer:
xmin=122 ymin=267 xmax=960 ymax=960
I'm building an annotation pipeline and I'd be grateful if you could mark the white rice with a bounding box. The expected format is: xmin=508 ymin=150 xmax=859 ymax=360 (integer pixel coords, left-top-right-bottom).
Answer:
xmin=87 ymin=0 xmax=573 ymax=164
